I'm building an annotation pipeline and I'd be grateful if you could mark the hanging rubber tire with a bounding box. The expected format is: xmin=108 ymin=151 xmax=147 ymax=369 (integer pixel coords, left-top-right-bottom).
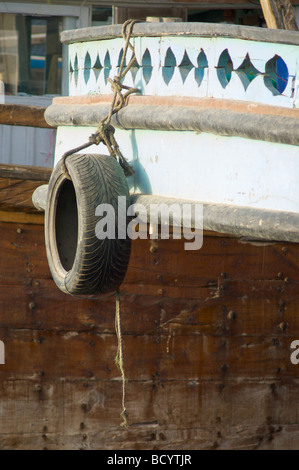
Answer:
xmin=45 ymin=153 xmax=131 ymax=296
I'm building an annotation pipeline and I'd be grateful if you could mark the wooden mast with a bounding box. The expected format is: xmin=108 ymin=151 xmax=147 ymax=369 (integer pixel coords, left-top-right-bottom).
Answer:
xmin=260 ymin=0 xmax=298 ymax=30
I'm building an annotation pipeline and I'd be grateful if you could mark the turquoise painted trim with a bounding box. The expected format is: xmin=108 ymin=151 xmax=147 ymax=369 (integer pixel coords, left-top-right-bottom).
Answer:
xmin=67 ymin=33 xmax=299 ymax=108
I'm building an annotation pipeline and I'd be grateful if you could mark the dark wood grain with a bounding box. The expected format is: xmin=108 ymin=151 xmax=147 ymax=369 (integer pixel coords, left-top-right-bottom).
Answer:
xmin=0 ymin=104 xmax=53 ymax=128
xmin=0 ymin=212 xmax=298 ymax=449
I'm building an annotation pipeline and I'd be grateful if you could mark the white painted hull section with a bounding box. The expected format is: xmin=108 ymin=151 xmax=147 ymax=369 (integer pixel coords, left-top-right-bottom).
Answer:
xmin=55 ymin=126 xmax=299 ymax=214
xmin=47 ymin=23 xmax=299 ymax=220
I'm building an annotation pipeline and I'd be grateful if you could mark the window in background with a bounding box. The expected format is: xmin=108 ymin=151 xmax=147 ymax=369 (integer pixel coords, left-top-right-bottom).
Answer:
xmin=0 ymin=13 xmax=18 ymax=94
xmin=187 ymin=8 xmax=264 ymax=27
xmin=92 ymin=7 xmax=113 ymax=26
xmin=113 ymin=6 xmax=187 ymax=24
xmin=0 ymin=13 xmax=63 ymax=96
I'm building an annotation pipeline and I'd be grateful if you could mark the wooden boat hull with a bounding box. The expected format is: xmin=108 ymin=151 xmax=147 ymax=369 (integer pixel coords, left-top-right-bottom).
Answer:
xmin=0 ymin=165 xmax=298 ymax=449
xmin=1 ymin=21 xmax=299 ymax=450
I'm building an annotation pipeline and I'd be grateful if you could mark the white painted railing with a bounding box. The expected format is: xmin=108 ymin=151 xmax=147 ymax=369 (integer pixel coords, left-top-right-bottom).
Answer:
xmin=65 ymin=23 xmax=299 ymax=108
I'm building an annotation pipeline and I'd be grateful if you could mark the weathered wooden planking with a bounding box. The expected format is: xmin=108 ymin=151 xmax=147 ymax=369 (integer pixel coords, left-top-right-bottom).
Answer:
xmin=0 ymin=280 xmax=297 ymax=335
xmin=0 ymin=319 xmax=298 ymax=382
xmin=0 ymin=379 xmax=299 ymax=450
xmin=0 ymin=104 xmax=53 ymax=129
xmin=0 ymin=222 xmax=298 ymax=334
xmin=0 ymin=216 xmax=299 ymax=449
xmin=2 ymin=222 xmax=297 ymax=281
xmin=0 ymin=164 xmax=51 ymax=181
xmin=0 ymin=164 xmax=51 ymax=217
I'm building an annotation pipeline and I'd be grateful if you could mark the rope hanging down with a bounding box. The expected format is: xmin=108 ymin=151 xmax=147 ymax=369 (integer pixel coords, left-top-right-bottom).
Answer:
xmin=114 ymin=290 xmax=128 ymax=427
xmin=61 ymin=19 xmax=140 ymax=179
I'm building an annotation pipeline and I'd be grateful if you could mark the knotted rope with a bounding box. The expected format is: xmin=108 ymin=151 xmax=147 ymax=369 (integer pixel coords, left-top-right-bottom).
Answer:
xmin=61 ymin=19 xmax=140 ymax=179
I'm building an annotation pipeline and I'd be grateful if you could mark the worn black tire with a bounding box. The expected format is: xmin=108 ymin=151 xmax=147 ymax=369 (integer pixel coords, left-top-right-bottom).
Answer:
xmin=45 ymin=153 xmax=131 ymax=296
